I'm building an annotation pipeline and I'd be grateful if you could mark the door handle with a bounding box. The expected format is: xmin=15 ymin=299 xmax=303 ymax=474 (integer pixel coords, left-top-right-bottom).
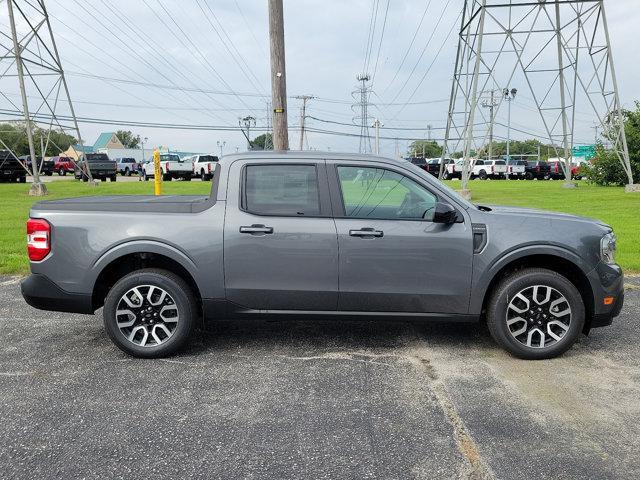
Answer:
xmin=240 ymin=224 xmax=274 ymax=235
xmin=349 ymin=228 xmax=383 ymax=238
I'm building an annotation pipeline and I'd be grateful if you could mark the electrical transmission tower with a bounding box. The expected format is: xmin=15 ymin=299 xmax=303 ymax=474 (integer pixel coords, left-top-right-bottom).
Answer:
xmin=294 ymin=95 xmax=314 ymax=150
xmin=352 ymin=74 xmax=374 ymax=154
xmin=441 ymin=0 xmax=635 ymax=196
xmin=0 ymin=0 xmax=91 ymax=195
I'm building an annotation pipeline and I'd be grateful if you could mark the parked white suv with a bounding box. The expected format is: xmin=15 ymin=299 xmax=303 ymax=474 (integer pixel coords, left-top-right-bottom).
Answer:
xmin=473 ymin=159 xmax=507 ymax=179
xmin=186 ymin=154 xmax=219 ymax=181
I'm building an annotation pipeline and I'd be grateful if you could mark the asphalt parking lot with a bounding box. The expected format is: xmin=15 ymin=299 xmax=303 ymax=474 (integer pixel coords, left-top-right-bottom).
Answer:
xmin=1 ymin=276 xmax=639 ymax=479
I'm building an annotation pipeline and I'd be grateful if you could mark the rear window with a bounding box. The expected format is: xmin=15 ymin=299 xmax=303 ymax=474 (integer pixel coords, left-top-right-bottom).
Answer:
xmin=494 ymin=161 xmax=506 ymax=165
xmin=160 ymin=154 xmax=181 ymax=162
xmin=86 ymin=154 xmax=110 ymax=162
xmin=122 ymin=158 xmax=135 ymax=163
xmin=199 ymin=155 xmax=218 ymax=163
xmin=244 ymin=165 xmax=320 ymax=216
xmin=410 ymin=158 xmax=426 ymax=165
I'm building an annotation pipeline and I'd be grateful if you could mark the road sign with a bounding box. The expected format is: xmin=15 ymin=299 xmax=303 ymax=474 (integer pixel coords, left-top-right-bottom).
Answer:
xmin=572 ymin=145 xmax=596 ymax=159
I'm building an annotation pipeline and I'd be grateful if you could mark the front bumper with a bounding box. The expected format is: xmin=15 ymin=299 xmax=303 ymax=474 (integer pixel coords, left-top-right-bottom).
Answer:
xmin=21 ymin=274 xmax=94 ymax=314
xmin=587 ymin=262 xmax=625 ymax=329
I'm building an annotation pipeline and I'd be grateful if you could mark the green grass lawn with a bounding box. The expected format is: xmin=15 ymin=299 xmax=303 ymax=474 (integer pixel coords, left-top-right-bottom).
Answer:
xmin=1 ymin=179 xmax=638 ymax=274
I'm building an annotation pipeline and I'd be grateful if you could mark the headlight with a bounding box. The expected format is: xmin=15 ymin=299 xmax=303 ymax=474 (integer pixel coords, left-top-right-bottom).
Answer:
xmin=600 ymin=232 xmax=617 ymax=264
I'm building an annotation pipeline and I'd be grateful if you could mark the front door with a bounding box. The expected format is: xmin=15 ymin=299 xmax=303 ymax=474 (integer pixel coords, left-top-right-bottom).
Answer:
xmin=224 ymin=160 xmax=338 ymax=311
xmin=329 ymin=162 xmax=473 ymax=314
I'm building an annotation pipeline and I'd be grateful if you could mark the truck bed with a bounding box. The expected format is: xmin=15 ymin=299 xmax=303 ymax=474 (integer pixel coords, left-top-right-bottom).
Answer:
xmin=33 ymin=195 xmax=212 ymax=213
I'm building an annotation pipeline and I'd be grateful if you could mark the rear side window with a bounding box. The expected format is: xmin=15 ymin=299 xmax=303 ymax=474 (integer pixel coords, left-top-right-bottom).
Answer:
xmin=244 ymin=164 xmax=320 ymax=216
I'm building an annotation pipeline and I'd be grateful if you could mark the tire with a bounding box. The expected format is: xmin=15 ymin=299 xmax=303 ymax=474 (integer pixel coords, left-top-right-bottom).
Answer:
xmin=486 ymin=268 xmax=585 ymax=360
xmin=479 ymin=170 xmax=488 ymax=180
xmin=442 ymin=170 xmax=450 ymax=180
xmin=524 ymin=171 xmax=534 ymax=180
xmin=103 ymin=269 xmax=197 ymax=358
xmin=162 ymin=174 xmax=171 ymax=182
xmin=143 ymin=171 xmax=148 ymax=181
xmin=125 ymin=168 xmax=131 ymax=177
xmin=200 ymin=169 xmax=206 ymax=181
xmin=46 ymin=171 xmax=53 ymax=176
xmin=101 ymin=177 xmax=107 ymax=182
xmin=183 ymin=176 xmax=191 ymax=181
xmin=19 ymin=176 xmax=26 ymax=183
xmin=111 ymin=175 xmax=117 ymax=182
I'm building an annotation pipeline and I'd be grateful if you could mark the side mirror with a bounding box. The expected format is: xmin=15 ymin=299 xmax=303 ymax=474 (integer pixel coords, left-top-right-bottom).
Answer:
xmin=433 ymin=202 xmax=458 ymax=224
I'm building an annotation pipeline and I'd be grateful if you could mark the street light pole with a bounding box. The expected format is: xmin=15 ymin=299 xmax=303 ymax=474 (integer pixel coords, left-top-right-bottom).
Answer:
xmin=504 ymin=87 xmax=517 ymax=179
xmin=217 ymin=140 xmax=226 ymax=158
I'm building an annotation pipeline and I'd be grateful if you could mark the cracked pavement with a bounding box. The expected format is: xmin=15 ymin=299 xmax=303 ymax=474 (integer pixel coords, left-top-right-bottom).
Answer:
xmin=1 ymin=275 xmax=639 ymax=479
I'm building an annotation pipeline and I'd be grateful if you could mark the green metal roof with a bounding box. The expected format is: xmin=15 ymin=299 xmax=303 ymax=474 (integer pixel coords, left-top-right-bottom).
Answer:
xmin=93 ymin=132 xmax=117 ymax=149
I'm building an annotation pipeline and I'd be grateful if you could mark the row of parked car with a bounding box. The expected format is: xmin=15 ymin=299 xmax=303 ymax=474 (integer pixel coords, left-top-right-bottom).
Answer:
xmin=0 ymin=150 xmax=221 ymax=183
xmin=113 ymin=154 xmax=220 ymax=181
xmin=408 ymin=157 xmax=585 ymax=180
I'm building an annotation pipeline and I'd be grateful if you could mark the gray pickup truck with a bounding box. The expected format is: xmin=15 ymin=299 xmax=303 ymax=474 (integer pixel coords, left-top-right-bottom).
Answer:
xmin=21 ymin=152 xmax=623 ymax=359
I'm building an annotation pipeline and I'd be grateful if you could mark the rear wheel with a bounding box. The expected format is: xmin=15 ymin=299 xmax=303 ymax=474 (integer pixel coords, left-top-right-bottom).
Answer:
xmin=524 ymin=171 xmax=534 ymax=180
xmin=486 ymin=268 xmax=584 ymax=360
xmin=162 ymin=173 xmax=171 ymax=182
xmin=125 ymin=168 xmax=131 ymax=176
xmin=200 ymin=169 xmax=206 ymax=181
xmin=19 ymin=176 xmax=26 ymax=183
xmin=103 ymin=269 xmax=197 ymax=358
xmin=442 ymin=170 xmax=450 ymax=180
xmin=478 ymin=170 xmax=488 ymax=180
xmin=143 ymin=171 xmax=148 ymax=181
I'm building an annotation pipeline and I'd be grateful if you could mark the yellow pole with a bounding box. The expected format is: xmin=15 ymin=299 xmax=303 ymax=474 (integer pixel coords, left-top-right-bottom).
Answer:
xmin=153 ymin=149 xmax=161 ymax=195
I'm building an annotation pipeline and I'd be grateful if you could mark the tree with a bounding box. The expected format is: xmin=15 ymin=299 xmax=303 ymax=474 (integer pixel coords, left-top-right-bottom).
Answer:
xmin=0 ymin=122 xmax=75 ymax=156
xmin=584 ymin=102 xmax=640 ymax=186
xmin=407 ymin=140 xmax=442 ymax=158
xmin=115 ymin=130 xmax=141 ymax=149
xmin=252 ymin=133 xmax=273 ymax=150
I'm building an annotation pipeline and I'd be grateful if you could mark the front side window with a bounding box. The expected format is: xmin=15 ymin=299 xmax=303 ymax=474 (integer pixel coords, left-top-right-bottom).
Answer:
xmin=244 ymin=164 xmax=320 ymax=216
xmin=337 ymin=166 xmax=437 ymax=221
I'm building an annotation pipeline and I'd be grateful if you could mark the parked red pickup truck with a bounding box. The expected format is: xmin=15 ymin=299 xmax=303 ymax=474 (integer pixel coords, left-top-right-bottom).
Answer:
xmin=52 ymin=156 xmax=75 ymax=176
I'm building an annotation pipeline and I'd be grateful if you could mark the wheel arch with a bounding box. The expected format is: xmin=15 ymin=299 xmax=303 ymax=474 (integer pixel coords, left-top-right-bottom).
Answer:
xmin=90 ymin=243 xmax=202 ymax=313
xmin=475 ymin=250 xmax=595 ymax=332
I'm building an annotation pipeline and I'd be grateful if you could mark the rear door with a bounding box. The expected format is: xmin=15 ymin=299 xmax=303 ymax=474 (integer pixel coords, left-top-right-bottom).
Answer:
xmin=327 ymin=160 xmax=473 ymax=314
xmin=224 ymin=159 xmax=339 ymax=311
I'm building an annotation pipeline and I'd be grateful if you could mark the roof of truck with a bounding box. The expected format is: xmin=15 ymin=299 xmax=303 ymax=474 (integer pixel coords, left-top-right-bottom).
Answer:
xmin=221 ymin=150 xmax=408 ymax=166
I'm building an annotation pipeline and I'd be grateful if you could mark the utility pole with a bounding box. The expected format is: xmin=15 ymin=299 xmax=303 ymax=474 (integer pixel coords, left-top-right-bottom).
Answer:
xmin=294 ymin=95 xmax=314 ymax=150
xmin=239 ymin=116 xmax=256 ymax=150
xmin=372 ymin=119 xmax=382 ymax=155
xmin=7 ymin=0 xmax=44 ymax=195
xmin=554 ymin=1 xmax=573 ymax=187
xmin=427 ymin=124 xmax=432 ymax=142
xmin=481 ymin=89 xmax=498 ymax=161
xmin=268 ymin=0 xmax=289 ymax=150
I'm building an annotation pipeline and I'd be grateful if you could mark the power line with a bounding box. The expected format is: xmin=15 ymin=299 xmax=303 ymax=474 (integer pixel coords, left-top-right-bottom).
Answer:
xmin=370 ymin=0 xmax=390 ymax=83
xmin=380 ymin=0 xmax=433 ymax=96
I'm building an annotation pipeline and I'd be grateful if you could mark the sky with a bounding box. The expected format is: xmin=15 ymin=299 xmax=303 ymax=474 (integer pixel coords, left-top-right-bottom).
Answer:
xmin=1 ymin=0 xmax=639 ymax=158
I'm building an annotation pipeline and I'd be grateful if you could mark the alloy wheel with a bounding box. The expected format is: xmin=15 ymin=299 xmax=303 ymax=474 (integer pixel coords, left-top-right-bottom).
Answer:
xmin=506 ymin=285 xmax=571 ymax=349
xmin=115 ymin=285 xmax=179 ymax=347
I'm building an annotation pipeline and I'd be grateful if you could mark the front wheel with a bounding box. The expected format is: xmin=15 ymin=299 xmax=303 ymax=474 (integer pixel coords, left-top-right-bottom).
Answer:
xmin=486 ymin=268 xmax=584 ymax=360
xmin=103 ymin=269 xmax=197 ymax=358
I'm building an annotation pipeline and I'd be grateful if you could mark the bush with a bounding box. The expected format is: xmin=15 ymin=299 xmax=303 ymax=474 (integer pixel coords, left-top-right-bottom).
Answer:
xmin=583 ymin=145 xmax=631 ymax=186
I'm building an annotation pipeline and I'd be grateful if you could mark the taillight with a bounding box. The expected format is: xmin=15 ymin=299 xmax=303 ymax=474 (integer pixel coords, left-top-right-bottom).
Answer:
xmin=535 ymin=166 xmax=540 ymax=172
xmin=165 ymin=162 xmax=170 ymax=171
xmin=207 ymin=163 xmax=212 ymax=173
xmin=27 ymin=218 xmax=51 ymax=261
xmin=491 ymin=165 xmax=495 ymax=173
